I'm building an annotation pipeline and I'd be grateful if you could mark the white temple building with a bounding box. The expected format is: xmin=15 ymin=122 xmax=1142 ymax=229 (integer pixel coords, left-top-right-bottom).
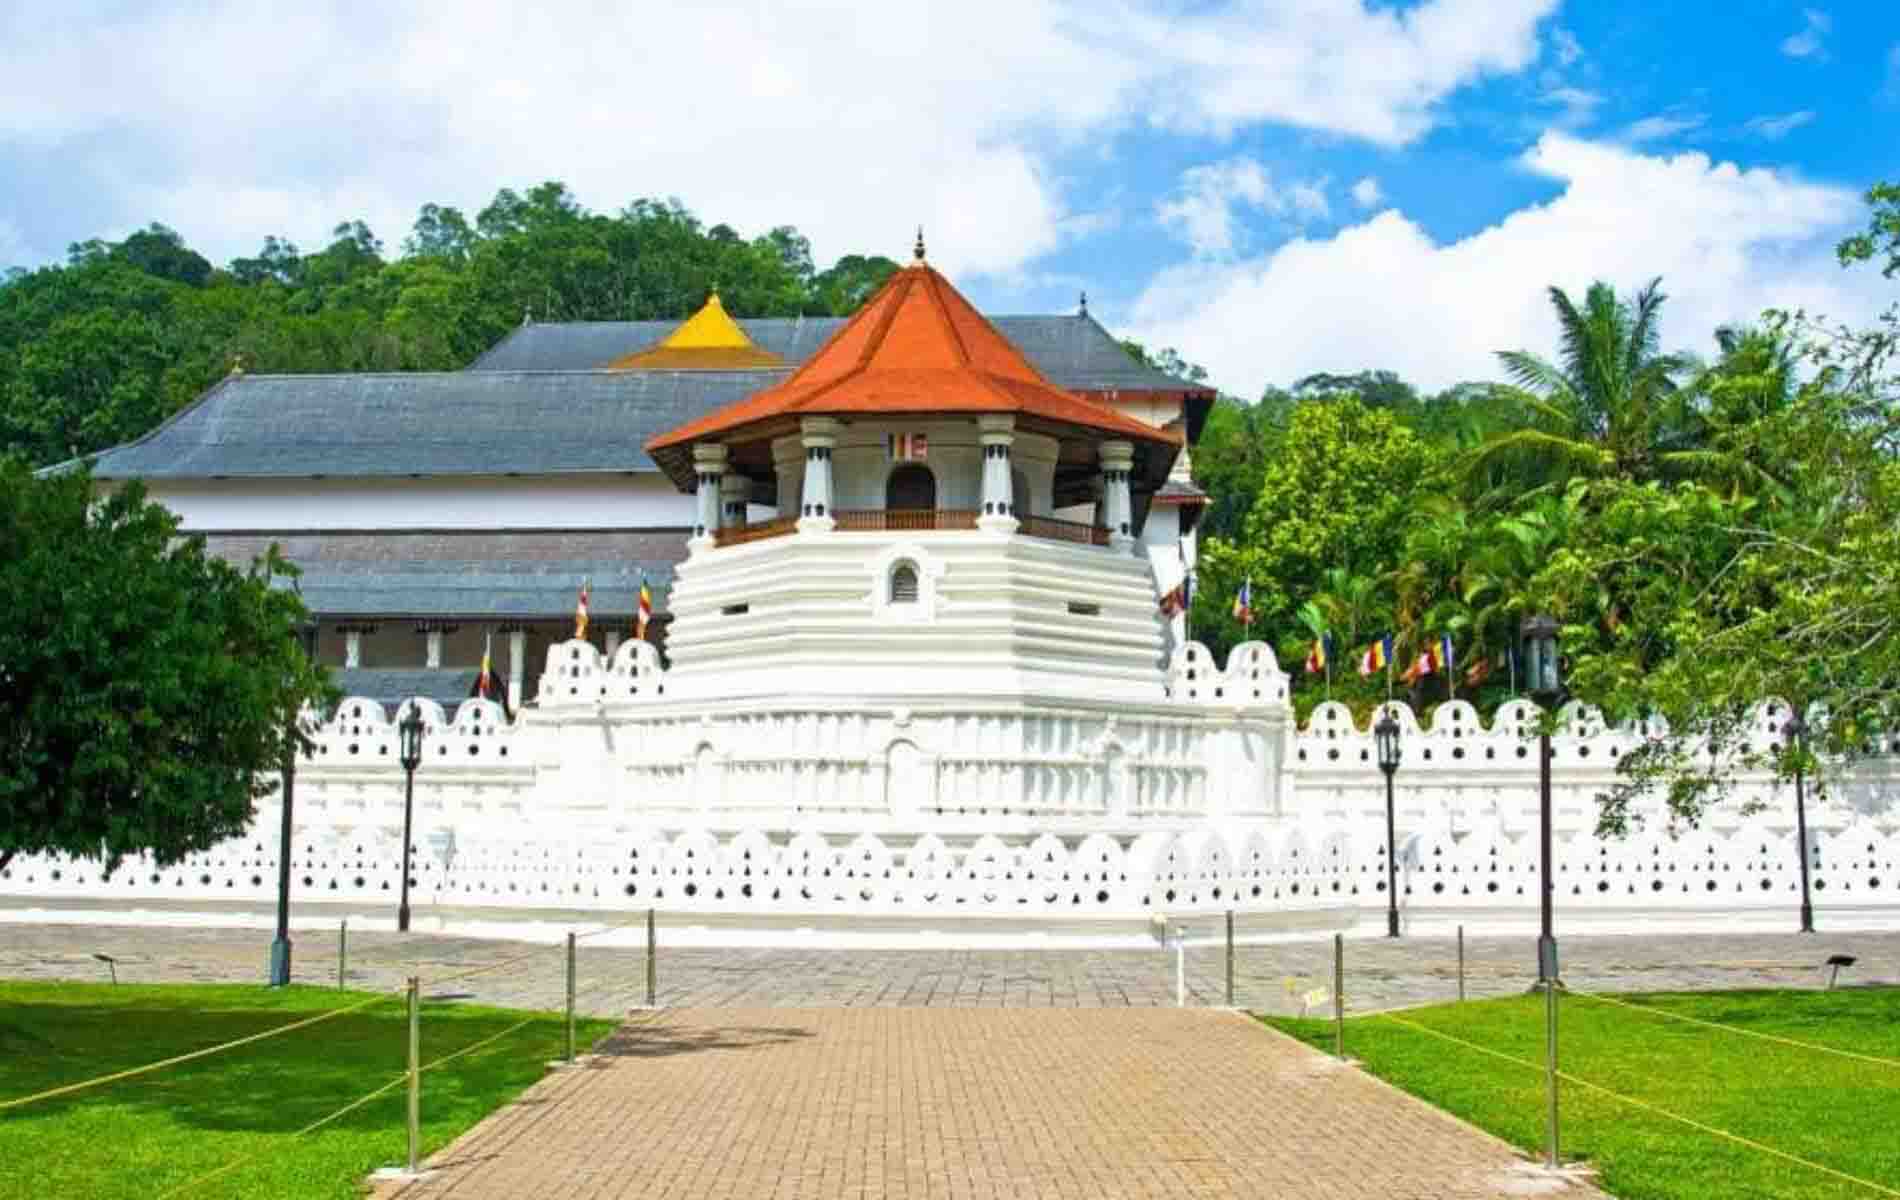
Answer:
xmin=7 ymin=239 xmax=1898 ymax=945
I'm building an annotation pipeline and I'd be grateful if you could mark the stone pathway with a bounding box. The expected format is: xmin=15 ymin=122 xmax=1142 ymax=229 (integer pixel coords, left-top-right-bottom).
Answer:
xmin=4 ymin=922 xmax=1893 ymax=1014
xmin=375 ymin=1008 xmax=1606 ymax=1200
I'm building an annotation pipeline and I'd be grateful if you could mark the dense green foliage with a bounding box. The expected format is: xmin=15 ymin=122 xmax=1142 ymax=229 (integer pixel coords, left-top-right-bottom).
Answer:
xmin=0 ymin=183 xmax=898 ymax=466
xmin=0 ymin=981 xmax=614 ymax=1199
xmin=0 ymin=463 xmax=330 ymax=873
xmin=1177 ymin=182 xmax=1900 ymax=832
xmin=1268 ymin=988 xmax=1900 ymax=1200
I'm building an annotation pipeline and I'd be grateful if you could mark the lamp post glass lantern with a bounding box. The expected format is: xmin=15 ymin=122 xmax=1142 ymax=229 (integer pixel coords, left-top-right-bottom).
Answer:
xmin=1786 ymin=711 xmax=1815 ymax=934
xmin=1521 ymin=614 xmax=1563 ymax=987
xmin=397 ymin=702 xmax=425 ymax=934
xmin=1375 ymin=712 xmax=1402 ymax=938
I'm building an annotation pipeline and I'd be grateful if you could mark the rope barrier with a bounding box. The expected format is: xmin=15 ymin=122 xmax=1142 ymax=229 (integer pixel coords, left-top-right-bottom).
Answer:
xmin=1569 ymin=989 xmax=1900 ymax=1071
xmin=0 ymin=988 xmax=400 ymax=1113
xmin=1375 ymin=1011 xmax=1900 ymax=1200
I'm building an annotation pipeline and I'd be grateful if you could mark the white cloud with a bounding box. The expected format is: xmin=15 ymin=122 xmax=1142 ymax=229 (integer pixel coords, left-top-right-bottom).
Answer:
xmin=1289 ymin=178 xmax=1331 ymax=221
xmin=1551 ymin=27 xmax=1582 ymax=67
xmin=1781 ymin=8 xmax=1831 ymax=59
xmin=0 ymin=0 xmax=1562 ymax=276
xmin=1156 ymin=159 xmax=1333 ymax=257
xmin=1157 ymin=158 xmax=1278 ymax=258
xmin=1539 ymin=86 xmax=1603 ymax=128
xmin=1350 ymin=177 xmax=1385 ymax=209
xmin=1745 ymin=110 xmax=1817 ymax=140
xmin=1128 ymin=133 xmax=1879 ymax=396
xmin=1621 ymin=112 xmax=1707 ymax=142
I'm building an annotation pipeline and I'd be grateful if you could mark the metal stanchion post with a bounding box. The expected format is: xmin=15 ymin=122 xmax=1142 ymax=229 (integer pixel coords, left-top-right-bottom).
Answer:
xmin=565 ymin=931 xmax=577 ymax=1064
xmin=1457 ymin=923 xmax=1465 ymax=1003
xmin=1225 ymin=910 xmax=1235 ymax=1007
xmin=1545 ymin=973 xmax=1559 ymax=1169
xmin=1330 ymin=934 xmax=1345 ymax=1055
xmin=338 ymin=919 xmax=348 ymax=990
xmin=646 ymin=908 xmax=657 ymax=1009
xmin=406 ymin=975 xmax=421 ymax=1175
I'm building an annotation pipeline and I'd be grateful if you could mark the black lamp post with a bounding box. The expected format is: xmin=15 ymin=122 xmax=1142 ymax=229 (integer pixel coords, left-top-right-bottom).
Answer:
xmin=1522 ymin=614 xmax=1563 ymax=988
xmin=1786 ymin=710 xmax=1815 ymax=934
xmin=268 ymin=620 xmax=318 ymax=987
xmin=1375 ymin=711 xmax=1402 ymax=937
xmin=396 ymin=701 xmax=425 ymax=934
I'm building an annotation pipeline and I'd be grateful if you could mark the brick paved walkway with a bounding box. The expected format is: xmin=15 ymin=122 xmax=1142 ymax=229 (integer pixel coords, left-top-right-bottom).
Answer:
xmin=5 ymin=922 xmax=1893 ymax=1014
xmin=376 ymin=1008 xmax=1603 ymax=1200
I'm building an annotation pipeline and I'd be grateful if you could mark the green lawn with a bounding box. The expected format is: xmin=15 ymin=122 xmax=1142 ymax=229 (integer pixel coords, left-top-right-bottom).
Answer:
xmin=0 ymin=981 xmax=617 ymax=1199
xmin=1267 ymin=989 xmax=1900 ymax=1200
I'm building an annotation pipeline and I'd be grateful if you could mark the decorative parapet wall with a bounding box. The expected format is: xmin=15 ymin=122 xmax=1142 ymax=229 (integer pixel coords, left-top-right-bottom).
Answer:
xmin=5 ymin=651 xmax=1898 ymax=927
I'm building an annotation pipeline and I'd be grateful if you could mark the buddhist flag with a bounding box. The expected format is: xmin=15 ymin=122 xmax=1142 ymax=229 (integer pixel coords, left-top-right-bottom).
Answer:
xmin=1401 ymin=652 xmax=1432 ymax=684
xmin=1304 ymin=634 xmax=1330 ymax=675
xmin=1232 ymin=579 xmax=1254 ymax=627
xmin=1358 ymin=635 xmax=1391 ymax=677
xmin=1433 ymin=634 xmax=1455 ymax=677
xmin=636 ymin=575 xmax=654 ymax=640
xmin=886 ymin=432 xmax=928 ymax=461
xmin=574 ymin=579 xmax=591 ymax=640
xmin=477 ymin=633 xmax=495 ymax=700
xmin=1464 ymin=655 xmax=1493 ymax=687
xmin=1158 ymin=581 xmax=1187 ymax=617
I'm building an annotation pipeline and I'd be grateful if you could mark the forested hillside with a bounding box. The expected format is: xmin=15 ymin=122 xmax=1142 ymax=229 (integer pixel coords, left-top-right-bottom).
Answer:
xmin=0 ymin=182 xmax=899 ymax=469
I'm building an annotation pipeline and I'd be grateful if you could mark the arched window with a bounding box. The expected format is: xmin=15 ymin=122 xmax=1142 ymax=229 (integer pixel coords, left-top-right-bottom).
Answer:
xmin=1011 ymin=468 xmax=1030 ymax=516
xmin=889 ymin=562 xmax=920 ymax=604
xmin=886 ymin=464 xmax=936 ymax=511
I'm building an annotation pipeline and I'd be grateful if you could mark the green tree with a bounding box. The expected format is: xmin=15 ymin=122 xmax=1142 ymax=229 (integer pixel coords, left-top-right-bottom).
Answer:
xmin=1837 ymin=180 xmax=1900 ymax=277
xmin=1466 ymin=278 xmax=1696 ymax=498
xmin=1194 ymin=396 xmax=1432 ymax=659
xmin=0 ymin=462 xmax=332 ymax=874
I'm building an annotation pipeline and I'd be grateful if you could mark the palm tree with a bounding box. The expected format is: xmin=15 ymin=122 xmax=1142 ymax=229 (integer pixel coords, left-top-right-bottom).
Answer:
xmin=1466 ymin=278 xmax=1696 ymax=501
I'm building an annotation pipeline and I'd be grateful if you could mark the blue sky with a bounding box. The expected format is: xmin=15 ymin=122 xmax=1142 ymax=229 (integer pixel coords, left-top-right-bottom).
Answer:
xmin=1 ymin=1 xmax=1895 ymax=395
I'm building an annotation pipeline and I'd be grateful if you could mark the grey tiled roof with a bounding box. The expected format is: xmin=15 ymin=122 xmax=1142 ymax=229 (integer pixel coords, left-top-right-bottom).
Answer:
xmin=286 ymin=559 xmax=672 ymax=619
xmin=471 ymin=314 xmax=1203 ymax=394
xmin=90 ymin=371 xmax=777 ymax=480
xmin=332 ymin=668 xmax=482 ymax=712
xmin=88 ymin=314 xmax=1206 ymax=483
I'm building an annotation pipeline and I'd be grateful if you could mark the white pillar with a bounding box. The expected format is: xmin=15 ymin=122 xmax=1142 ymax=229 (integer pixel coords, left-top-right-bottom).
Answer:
xmin=507 ymin=629 xmax=526 ymax=713
xmin=976 ymin=414 xmax=1018 ymax=534
xmin=425 ymin=630 xmax=443 ymax=668
xmin=720 ymin=473 xmax=750 ymax=529
xmin=344 ymin=630 xmax=362 ymax=669
xmin=797 ymin=416 xmax=841 ymax=533
xmin=1100 ymin=440 xmax=1136 ymax=553
xmin=691 ymin=443 xmax=728 ymax=550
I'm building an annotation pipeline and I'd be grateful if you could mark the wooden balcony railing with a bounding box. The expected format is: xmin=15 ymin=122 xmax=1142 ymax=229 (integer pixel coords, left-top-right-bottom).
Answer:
xmin=833 ymin=509 xmax=980 ymax=532
xmin=714 ymin=516 xmax=798 ymax=547
xmin=1017 ymin=514 xmax=1112 ymax=546
xmin=712 ymin=510 xmax=1109 ymax=547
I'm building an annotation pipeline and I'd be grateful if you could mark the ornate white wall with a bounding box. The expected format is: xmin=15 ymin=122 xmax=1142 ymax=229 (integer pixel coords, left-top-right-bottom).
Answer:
xmin=5 ymin=642 xmax=1897 ymax=938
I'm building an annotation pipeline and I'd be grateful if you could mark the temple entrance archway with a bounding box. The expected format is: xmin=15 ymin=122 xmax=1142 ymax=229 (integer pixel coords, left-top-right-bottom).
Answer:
xmin=886 ymin=464 xmax=936 ymax=510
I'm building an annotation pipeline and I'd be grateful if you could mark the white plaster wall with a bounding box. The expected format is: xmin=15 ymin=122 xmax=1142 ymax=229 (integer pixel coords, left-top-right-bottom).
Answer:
xmin=9 ymin=646 xmax=1899 ymax=936
xmin=142 ymin=474 xmax=690 ymax=532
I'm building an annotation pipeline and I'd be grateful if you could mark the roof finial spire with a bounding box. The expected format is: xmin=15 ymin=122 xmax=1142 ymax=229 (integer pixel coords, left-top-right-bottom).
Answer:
xmin=1079 ymin=290 xmax=1088 ymax=317
xmin=913 ymin=226 xmax=926 ymax=266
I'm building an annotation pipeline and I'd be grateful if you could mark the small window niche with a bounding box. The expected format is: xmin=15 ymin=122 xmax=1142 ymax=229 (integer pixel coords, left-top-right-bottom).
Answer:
xmin=889 ymin=562 xmax=920 ymax=605
xmin=720 ymin=603 xmax=750 ymax=616
xmin=1067 ymin=601 xmax=1101 ymax=616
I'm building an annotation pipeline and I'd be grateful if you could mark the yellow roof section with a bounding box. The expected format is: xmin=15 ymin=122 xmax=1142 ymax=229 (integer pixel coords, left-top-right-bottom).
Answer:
xmin=607 ymin=293 xmax=786 ymax=370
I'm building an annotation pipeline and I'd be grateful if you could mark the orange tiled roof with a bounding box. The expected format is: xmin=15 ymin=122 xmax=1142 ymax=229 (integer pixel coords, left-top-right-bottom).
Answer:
xmin=645 ymin=263 xmax=1179 ymax=452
